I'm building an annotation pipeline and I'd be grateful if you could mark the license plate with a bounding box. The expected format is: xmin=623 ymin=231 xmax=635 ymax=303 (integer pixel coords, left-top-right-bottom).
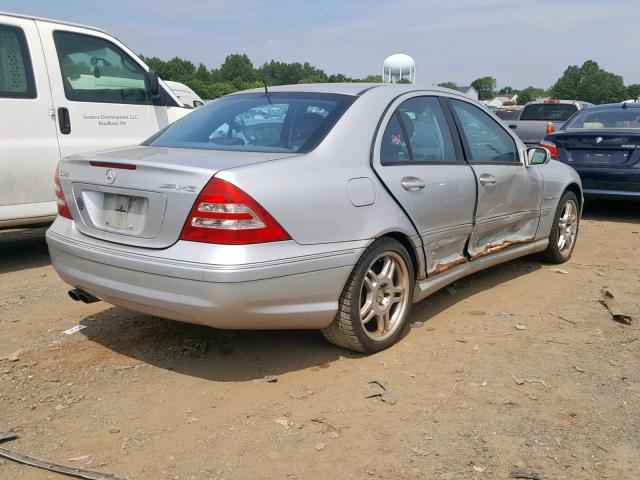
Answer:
xmin=101 ymin=193 xmax=147 ymax=233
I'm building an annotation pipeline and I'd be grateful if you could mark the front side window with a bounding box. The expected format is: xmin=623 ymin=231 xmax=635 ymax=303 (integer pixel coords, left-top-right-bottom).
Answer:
xmin=451 ymin=99 xmax=518 ymax=163
xmin=53 ymin=31 xmax=152 ymax=105
xmin=0 ymin=24 xmax=36 ymax=98
xmin=145 ymin=92 xmax=354 ymax=153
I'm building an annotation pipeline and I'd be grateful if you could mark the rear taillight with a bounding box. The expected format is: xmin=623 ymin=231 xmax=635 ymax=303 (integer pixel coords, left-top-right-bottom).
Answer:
xmin=540 ymin=140 xmax=559 ymax=159
xmin=546 ymin=122 xmax=555 ymax=135
xmin=179 ymin=178 xmax=291 ymax=244
xmin=54 ymin=164 xmax=73 ymax=219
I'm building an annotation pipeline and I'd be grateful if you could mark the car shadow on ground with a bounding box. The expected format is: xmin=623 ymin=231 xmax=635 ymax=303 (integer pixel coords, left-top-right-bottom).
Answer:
xmin=0 ymin=226 xmax=51 ymax=274
xmin=78 ymin=256 xmax=543 ymax=382
xmin=582 ymin=199 xmax=640 ymax=224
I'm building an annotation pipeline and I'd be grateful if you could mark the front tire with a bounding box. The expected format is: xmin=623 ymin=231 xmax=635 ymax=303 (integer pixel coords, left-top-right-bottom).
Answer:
xmin=540 ymin=190 xmax=580 ymax=263
xmin=322 ymin=237 xmax=414 ymax=353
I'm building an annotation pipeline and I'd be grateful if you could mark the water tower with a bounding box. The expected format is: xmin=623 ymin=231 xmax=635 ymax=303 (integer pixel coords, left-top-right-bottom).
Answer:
xmin=383 ymin=54 xmax=416 ymax=83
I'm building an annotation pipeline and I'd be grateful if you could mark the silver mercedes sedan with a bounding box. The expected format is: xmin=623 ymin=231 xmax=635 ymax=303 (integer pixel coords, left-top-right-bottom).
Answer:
xmin=47 ymin=83 xmax=582 ymax=353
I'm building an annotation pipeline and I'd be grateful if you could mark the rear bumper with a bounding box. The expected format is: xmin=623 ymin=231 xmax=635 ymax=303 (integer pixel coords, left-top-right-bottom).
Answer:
xmin=573 ymin=166 xmax=640 ymax=200
xmin=46 ymin=218 xmax=365 ymax=329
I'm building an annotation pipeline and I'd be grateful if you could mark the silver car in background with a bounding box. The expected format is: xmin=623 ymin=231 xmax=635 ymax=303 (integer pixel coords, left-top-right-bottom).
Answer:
xmin=47 ymin=84 xmax=582 ymax=353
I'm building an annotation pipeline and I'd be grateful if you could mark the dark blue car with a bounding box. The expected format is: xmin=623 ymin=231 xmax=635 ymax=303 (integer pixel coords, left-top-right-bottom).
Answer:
xmin=542 ymin=102 xmax=640 ymax=200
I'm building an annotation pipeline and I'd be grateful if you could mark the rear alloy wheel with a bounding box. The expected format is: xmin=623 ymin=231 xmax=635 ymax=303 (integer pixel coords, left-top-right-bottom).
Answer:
xmin=540 ymin=190 xmax=580 ymax=263
xmin=322 ymin=238 xmax=414 ymax=353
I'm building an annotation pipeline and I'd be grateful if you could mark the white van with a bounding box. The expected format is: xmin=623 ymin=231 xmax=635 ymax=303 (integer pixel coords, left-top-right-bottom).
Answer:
xmin=0 ymin=12 xmax=191 ymax=228
xmin=164 ymin=80 xmax=205 ymax=108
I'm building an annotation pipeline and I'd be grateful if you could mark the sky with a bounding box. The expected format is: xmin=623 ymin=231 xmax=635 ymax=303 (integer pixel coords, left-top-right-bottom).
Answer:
xmin=2 ymin=0 xmax=639 ymax=88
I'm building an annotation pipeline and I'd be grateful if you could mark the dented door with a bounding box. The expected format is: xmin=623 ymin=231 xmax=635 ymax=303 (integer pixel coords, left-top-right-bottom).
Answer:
xmin=448 ymin=98 xmax=542 ymax=258
xmin=372 ymin=95 xmax=476 ymax=275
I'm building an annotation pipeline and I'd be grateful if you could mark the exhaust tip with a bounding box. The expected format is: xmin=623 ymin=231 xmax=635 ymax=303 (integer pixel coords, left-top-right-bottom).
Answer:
xmin=68 ymin=289 xmax=81 ymax=301
xmin=68 ymin=288 xmax=100 ymax=304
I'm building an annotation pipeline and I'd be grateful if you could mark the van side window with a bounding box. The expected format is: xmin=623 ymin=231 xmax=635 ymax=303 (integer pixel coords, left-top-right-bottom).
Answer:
xmin=0 ymin=24 xmax=36 ymax=98
xmin=53 ymin=31 xmax=152 ymax=105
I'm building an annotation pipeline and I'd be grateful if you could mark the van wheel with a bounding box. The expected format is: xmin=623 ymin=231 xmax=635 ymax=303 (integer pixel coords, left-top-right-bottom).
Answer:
xmin=322 ymin=238 xmax=414 ymax=353
xmin=540 ymin=191 xmax=580 ymax=263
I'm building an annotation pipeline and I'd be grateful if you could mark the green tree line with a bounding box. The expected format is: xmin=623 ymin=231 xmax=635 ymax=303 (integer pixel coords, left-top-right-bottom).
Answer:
xmin=140 ymin=53 xmax=382 ymax=99
xmin=142 ymin=53 xmax=639 ymax=105
xmin=438 ymin=60 xmax=639 ymax=105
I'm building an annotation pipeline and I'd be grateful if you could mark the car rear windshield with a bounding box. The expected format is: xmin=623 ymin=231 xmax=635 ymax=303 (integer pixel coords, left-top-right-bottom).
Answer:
xmin=495 ymin=109 xmax=521 ymax=121
xmin=564 ymin=107 xmax=640 ymax=130
xmin=144 ymin=92 xmax=355 ymax=153
xmin=519 ymin=103 xmax=577 ymax=122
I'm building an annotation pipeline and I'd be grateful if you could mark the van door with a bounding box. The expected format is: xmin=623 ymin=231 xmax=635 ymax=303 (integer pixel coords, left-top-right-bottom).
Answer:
xmin=0 ymin=17 xmax=60 ymax=223
xmin=35 ymin=21 xmax=185 ymax=159
xmin=372 ymin=95 xmax=476 ymax=275
xmin=447 ymin=98 xmax=542 ymax=259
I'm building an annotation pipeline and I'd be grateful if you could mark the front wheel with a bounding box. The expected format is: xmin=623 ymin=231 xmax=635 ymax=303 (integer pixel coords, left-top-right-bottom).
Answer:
xmin=540 ymin=190 xmax=580 ymax=263
xmin=322 ymin=238 xmax=414 ymax=353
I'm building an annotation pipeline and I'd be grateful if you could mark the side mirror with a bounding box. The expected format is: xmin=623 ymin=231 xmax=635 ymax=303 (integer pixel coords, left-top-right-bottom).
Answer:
xmin=527 ymin=147 xmax=550 ymax=166
xmin=147 ymin=70 xmax=160 ymax=99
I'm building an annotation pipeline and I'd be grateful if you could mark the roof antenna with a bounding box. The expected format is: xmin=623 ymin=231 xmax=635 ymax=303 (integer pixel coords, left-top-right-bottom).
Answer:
xmin=262 ymin=80 xmax=272 ymax=104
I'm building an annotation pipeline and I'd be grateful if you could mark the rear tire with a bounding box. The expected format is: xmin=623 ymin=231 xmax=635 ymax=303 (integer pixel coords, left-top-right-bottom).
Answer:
xmin=540 ymin=190 xmax=580 ymax=263
xmin=322 ymin=237 xmax=414 ymax=353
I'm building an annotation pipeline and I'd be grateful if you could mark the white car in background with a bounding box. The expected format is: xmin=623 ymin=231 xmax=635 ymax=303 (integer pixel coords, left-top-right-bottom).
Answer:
xmin=164 ymin=80 xmax=205 ymax=108
xmin=0 ymin=12 xmax=191 ymax=228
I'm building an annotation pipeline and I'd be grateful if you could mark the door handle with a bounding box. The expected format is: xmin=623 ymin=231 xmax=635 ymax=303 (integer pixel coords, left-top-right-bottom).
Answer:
xmin=508 ymin=124 xmax=517 ymax=129
xmin=58 ymin=107 xmax=71 ymax=135
xmin=401 ymin=176 xmax=425 ymax=192
xmin=479 ymin=174 xmax=497 ymax=187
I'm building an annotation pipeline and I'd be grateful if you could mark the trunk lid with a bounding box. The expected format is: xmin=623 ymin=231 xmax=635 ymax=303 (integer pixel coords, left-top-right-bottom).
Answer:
xmin=60 ymin=146 xmax=299 ymax=248
xmin=553 ymin=132 xmax=640 ymax=167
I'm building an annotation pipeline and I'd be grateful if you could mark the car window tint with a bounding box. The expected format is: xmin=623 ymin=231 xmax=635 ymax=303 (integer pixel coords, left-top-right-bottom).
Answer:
xmin=0 ymin=24 xmax=36 ymax=98
xmin=451 ymin=99 xmax=518 ymax=163
xmin=565 ymin=108 xmax=640 ymax=129
xmin=380 ymin=112 xmax=410 ymax=164
xmin=520 ymin=103 xmax=577 ymax=122
xmin=398 ymin=97 xmax=458 ymax=162
xmin=146 ymin=92 xmax=354 ymax=153
xmin=53 ymin=31 xmax=152 ymax=105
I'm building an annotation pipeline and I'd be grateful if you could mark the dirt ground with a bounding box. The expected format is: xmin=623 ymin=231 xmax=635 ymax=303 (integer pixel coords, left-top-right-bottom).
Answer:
xmin=1 ymin=200 xmax=639 ymax=480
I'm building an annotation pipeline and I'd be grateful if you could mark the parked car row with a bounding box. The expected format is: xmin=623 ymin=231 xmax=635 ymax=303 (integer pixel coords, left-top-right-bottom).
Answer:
xmin=2 ymin=10 xmax=635 ymax=355
xmin=505 ymin=100 xmax=593 ymax=145
xmin=493 ymin=98 xmax=639 ymax=200
xmin=541 ymin=102 xmax=640 ymax=200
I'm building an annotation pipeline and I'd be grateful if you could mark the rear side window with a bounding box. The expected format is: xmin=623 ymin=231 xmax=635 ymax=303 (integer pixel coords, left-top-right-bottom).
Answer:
xmin=380 ymin=113 xmax=410 ymax=163
xmin=146 ymin=92 xmax=355 ymax=153
xmin=53 ymin=31 xmax=152 ymax=105
xmin=381 ymin=97 xmax=458 ymax=164
xmin=0 ymin=24 xmax=36 ymax=98
xmin=451 ymin=99 xmax=518 ymax=164
xmin=520 ymin=103 xmax=577 ymax=122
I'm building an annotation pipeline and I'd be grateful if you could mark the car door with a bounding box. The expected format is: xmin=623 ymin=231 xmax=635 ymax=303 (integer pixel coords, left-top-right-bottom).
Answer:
xmin=0 ymin=17 xmax=61 ymax=220
xmin=447 ymin=98 xmax=542 ymax=258
xmin=35 ymin=21 xmax=182 ymax=159
xmin=372 ymin=94 xmax=476 ymax=275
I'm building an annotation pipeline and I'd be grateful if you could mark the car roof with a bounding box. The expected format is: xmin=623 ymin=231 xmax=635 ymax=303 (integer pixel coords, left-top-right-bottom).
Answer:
xmin=0 ymin=11 xmax=106 ymax=34
xmin=583 ymin=102 xmax=640 ymax=111
xmin=232 ymin=83 xmax=467 ymax=98
xmin=524 ymin=99 xmax=592 ymax=107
